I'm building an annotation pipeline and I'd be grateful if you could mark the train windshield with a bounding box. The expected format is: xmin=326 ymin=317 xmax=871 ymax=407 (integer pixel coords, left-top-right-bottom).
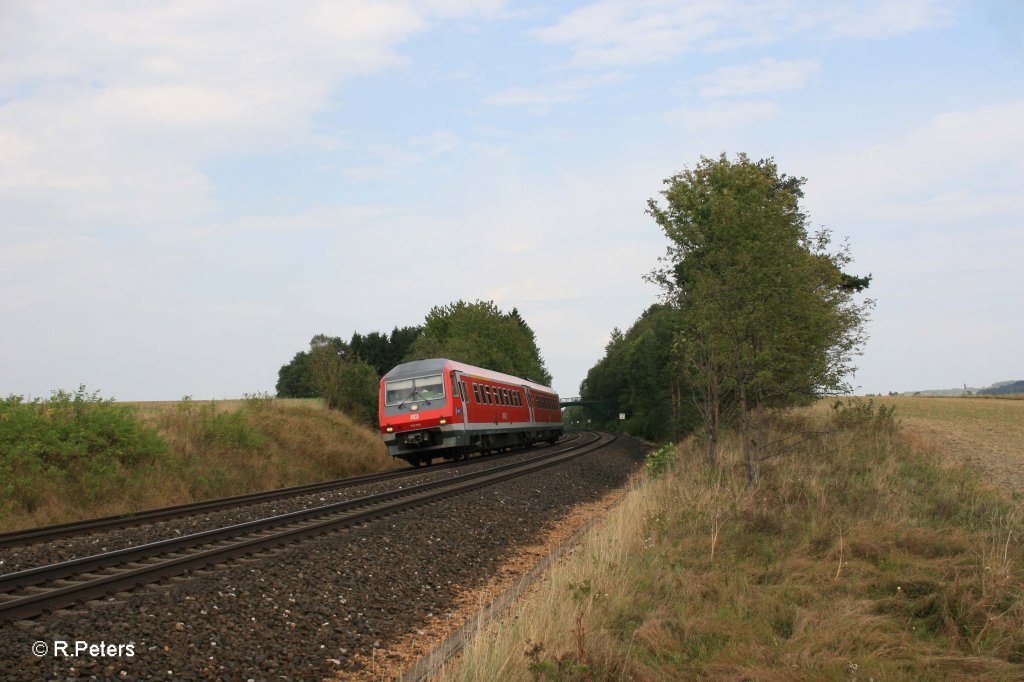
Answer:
xmin=385 ymin=374 xmax=445 ymax=406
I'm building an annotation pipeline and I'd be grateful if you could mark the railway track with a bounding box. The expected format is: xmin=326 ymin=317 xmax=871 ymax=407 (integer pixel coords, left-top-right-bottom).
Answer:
xmin=0 ymin=431 xmax=612 ymax=622
xmin=0 ymin=432 xmax=582 ymax=550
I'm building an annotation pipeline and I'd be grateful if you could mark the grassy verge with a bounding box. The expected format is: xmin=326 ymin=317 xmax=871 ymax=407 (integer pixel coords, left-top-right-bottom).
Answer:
xmin=442 ymin=401 xmax=1024 ymax=680
xmin=0 ymin=389 xmax=395 ymax=531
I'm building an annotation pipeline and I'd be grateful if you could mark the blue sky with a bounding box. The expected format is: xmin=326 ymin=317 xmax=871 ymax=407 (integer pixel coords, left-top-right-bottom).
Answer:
xmin=2 ymin=0 xmax=1021 ymax=401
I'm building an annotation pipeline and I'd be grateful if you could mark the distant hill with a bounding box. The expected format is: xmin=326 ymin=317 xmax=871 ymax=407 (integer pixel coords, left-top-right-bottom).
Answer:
xmin=901 ymin=380 xmax=1024 ymax=396
xmin=978 ymin=380 xmax=1024 ymax=396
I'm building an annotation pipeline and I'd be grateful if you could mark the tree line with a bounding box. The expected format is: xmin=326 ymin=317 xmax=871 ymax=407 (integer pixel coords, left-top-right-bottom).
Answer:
xmin=275 ymin=301 xmax=551 ymax=425
xmin=581 ymin=153 xmax=872 ymax=482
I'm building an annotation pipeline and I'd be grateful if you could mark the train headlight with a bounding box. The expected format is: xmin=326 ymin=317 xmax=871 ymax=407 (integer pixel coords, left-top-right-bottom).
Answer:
xmin=439 ymin=418 xmax=447 ymax=425
xmin=386 ymin=426 xmax=394 ymax=433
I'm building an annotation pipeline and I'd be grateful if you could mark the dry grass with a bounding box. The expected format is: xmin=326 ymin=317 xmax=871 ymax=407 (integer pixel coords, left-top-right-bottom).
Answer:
xmin=821 ymin=395 xmax=1024 ymax=503
xmin=440 ymin=403 xmax=1024 ymax=681
xmin=0 ymin=397 xmax=396 ymax=531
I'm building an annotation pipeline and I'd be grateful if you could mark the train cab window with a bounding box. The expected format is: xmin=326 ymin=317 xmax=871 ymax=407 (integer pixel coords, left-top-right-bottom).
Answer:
xmin=385 ymin=374 xmax=444 ymax=405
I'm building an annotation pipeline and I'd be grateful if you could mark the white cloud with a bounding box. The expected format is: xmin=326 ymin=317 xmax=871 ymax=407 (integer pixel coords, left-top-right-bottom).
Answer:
xmin=533 ymin=0 xmax=952 ymax=68
xmin=662 ymin=99 xmax=780 ymax=130
xmin=696 ymin=58 xmax=821 ymax=97
xmin=485 ymin=72 xmax=623 ymax=111
xmin=802 ymin=100 xmax=1024 ymax=222
xmin=412 ymin=131 xmax=462 ymax=154
xmin=0 ymin=1 xmax=500 ymax=230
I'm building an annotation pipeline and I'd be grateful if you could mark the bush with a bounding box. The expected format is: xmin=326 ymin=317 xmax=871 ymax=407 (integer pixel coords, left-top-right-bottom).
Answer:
xmin=0 ymin=386 xmax=166 ymax=516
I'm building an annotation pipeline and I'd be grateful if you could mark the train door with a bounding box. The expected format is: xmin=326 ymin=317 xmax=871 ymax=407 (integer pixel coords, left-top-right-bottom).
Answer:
xmin=451 ymin=371 xmax=468 ymax=426
xmin=523 ymin=386 xmax=536 ymax=426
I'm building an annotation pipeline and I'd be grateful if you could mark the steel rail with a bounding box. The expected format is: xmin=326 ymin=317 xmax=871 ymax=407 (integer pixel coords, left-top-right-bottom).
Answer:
xmin=0 ymin=432 xmax=581 ymax=549
xmin=0 ymin=432 xmax=611 ymax=622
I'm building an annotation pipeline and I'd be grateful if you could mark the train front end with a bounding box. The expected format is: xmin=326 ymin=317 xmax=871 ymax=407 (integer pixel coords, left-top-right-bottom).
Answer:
xmin=378 ymin=358 xmax=462 ymax=466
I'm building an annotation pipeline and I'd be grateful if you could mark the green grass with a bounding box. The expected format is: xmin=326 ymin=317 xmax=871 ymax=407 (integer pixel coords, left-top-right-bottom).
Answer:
xmin=442 ymin=401 xmax=1024 ymax=681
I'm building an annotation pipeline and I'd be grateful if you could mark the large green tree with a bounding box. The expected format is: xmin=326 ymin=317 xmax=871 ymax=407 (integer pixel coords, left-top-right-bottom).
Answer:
xmin=349 ymin=326 xmax=422 ymax=376
xmin=306 ymin=334 xmax=378 ymax=424
xmin=275 ymin=334 xmax=378 ymax=424
xmin=277 ymin=326 xmax=422 ymax=399
xmin=580 ymin=304 xmax=698 ymax=441
xmin=648 ymin=153 xmax=871 ymax=481
xmin=404 ymin=300 xmax=552 ymax=385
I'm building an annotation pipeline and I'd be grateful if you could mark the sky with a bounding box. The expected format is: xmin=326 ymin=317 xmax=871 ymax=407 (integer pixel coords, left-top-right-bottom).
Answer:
xmin=1 ymin=0 xmax=1021 ymax=402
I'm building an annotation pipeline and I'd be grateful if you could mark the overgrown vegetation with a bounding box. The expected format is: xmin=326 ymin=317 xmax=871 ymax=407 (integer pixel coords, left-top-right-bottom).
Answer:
xmin=586 ymin=153 xmax=873 ymax=479
xmin=0 ymin=389 xmax=394 ymax=531
xmin=443 ymin=402 xmax=1024 ymax=680
xmin=0 ymin=386 xmax=166 ymax=518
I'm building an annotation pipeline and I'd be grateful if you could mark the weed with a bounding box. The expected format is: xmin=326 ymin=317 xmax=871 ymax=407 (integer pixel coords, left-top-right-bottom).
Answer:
xmin=644 ymin=442 xmax=676 ymax=478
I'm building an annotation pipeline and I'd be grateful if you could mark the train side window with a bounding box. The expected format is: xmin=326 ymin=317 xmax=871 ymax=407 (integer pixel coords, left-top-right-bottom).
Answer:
xmin=484 ymin=386 xmax=492 ymax=404
xmin=502 ymin=388 xmax=509 ymax=405
xmin=473 ymin=384 xmax=481 ymax=403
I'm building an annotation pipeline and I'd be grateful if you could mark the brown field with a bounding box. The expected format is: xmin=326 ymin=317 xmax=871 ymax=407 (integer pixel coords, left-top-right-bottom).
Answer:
xmin=870 ymin=395 xmax=1024 ymax=497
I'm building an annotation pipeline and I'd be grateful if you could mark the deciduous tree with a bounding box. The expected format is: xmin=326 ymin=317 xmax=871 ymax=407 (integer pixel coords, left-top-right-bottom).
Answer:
xmin=648 ymin=153 xmax=871 ymax=481
xmin=404 ymin=300 xmax=552 ymax=385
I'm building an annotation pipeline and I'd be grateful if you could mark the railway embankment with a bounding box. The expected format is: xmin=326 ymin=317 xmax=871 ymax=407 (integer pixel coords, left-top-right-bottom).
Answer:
xmin=441 ymin=399 xmax=1024 ymax=680
xmin=0 ymin=434 xmax=646 ymax=680
xmin=0 ymin=392 xmax=394 ymax=532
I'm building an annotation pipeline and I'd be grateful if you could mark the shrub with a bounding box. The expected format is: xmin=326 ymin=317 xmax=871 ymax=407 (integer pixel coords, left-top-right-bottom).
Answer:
xmin=0 ymin=386 xmax=166 ymax=516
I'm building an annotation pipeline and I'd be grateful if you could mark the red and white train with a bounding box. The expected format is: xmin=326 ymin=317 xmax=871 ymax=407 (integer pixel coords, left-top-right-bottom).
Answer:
xmin=378 ymin=358 xmax=563 ymax=466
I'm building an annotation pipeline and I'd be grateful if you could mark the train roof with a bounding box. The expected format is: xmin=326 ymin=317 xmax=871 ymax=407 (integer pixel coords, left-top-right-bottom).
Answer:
xmin=382 ymin=358 xmax=557 ymax=394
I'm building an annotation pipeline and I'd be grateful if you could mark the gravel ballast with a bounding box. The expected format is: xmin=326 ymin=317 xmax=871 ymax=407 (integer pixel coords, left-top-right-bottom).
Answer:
xmin=0 ymin=441 xmax=578 ymax=576
xmin=0 ymin=435 xmax=646 ymax=680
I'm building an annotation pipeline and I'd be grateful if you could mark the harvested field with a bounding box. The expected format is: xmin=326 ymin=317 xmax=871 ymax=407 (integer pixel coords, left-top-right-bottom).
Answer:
xmin=873 ymin=395 xmax=1024 ymax=495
